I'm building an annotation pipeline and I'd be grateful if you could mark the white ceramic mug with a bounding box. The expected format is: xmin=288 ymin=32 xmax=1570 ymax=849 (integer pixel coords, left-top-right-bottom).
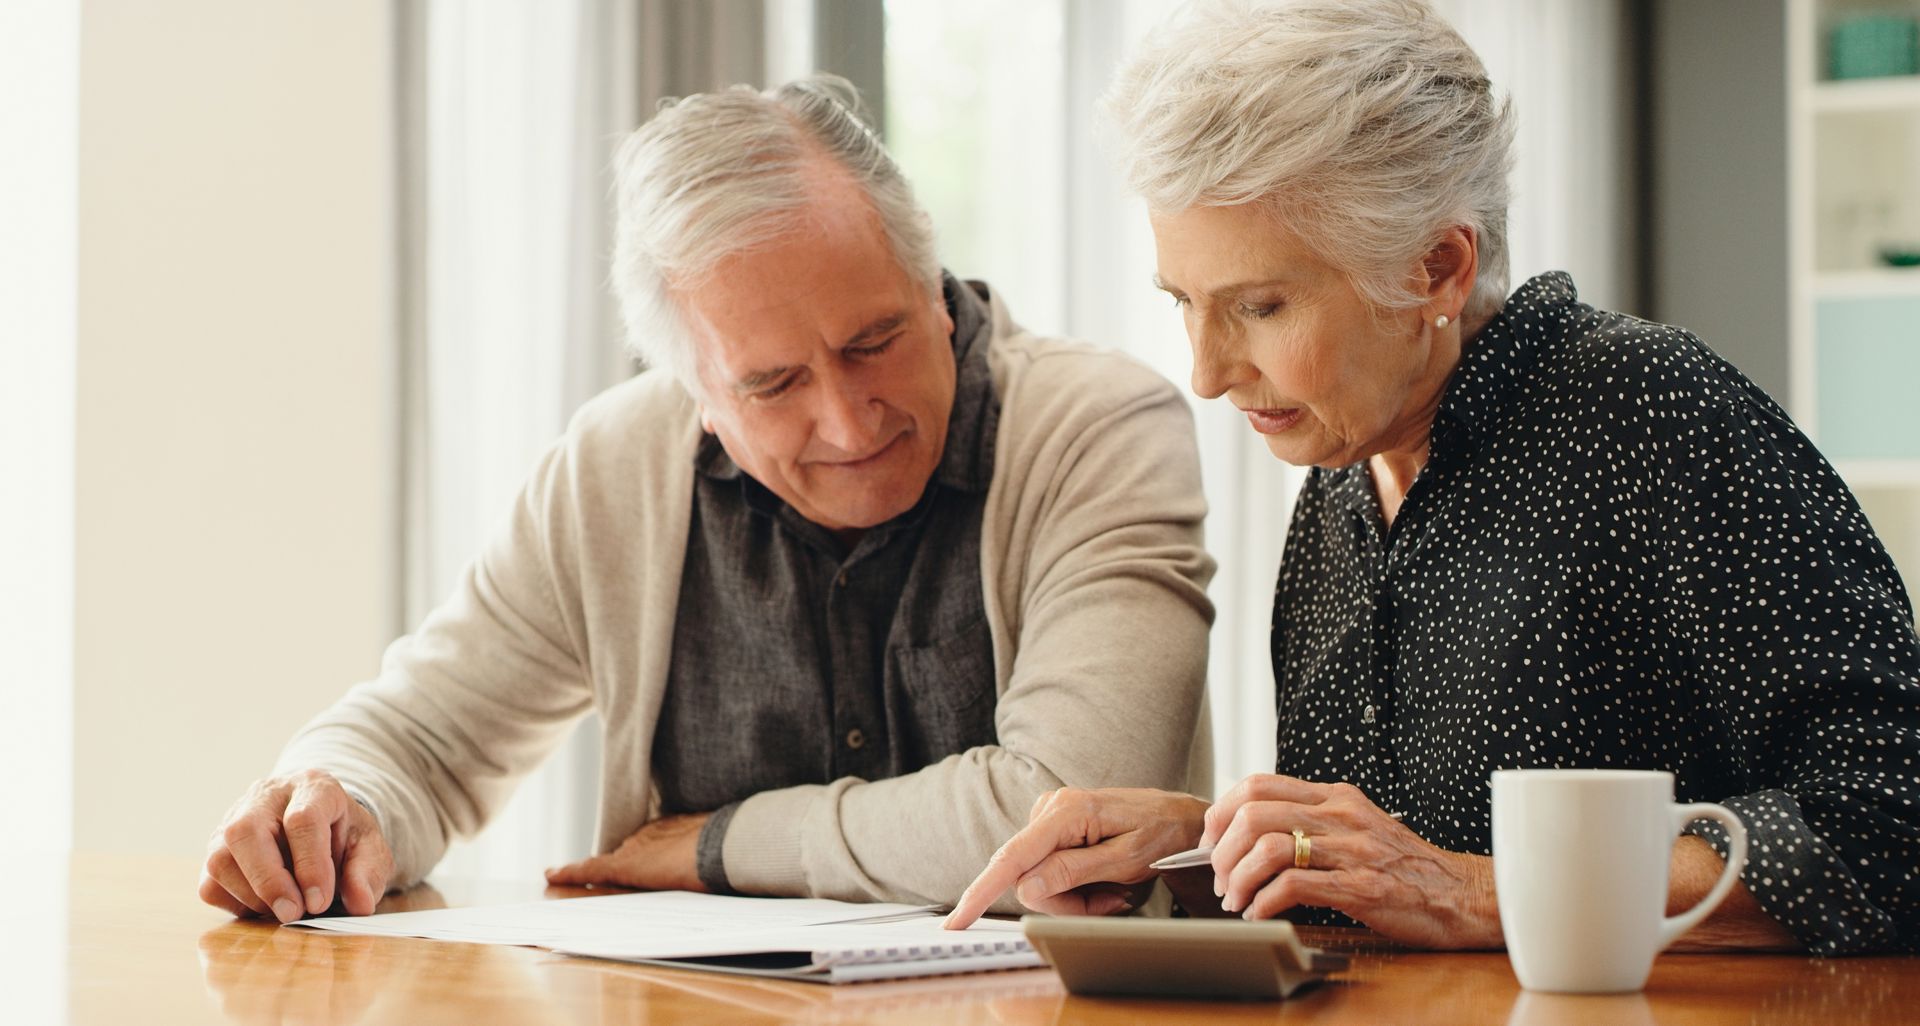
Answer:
xmin=1491 ymin=769 xmax=1747 ymax=993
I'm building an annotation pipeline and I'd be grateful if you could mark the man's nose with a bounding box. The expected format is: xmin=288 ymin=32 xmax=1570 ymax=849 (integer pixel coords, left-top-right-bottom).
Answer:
xmin=813 ymin=375 xmax=885 ymax=455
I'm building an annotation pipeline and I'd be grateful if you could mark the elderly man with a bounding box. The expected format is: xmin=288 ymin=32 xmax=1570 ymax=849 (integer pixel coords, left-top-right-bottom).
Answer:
xmin=198 ymin=76 xmax=1214 ymax=925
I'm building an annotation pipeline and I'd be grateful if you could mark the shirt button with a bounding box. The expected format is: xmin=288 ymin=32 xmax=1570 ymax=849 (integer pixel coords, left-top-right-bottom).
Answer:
xmin=845 ymin=728 xmax=866 ymax=750
xmin=1361 ymin=704 xmax=1377 ymax=724
xmin=836 ymin=571 xmax=849 ymax=588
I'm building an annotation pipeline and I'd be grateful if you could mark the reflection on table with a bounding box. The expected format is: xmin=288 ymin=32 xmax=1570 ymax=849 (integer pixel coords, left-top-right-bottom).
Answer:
xmin=52 ymin=852 xmax=1920 ymax=1025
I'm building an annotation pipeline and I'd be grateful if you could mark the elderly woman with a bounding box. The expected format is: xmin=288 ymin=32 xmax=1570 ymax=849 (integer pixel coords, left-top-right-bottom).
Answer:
xmin=946 ymin=0 xmax=1920 ymax=953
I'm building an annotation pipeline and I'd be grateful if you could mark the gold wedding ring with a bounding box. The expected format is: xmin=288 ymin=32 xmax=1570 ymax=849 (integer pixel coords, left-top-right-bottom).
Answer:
xmin=1292 ymin=828 xmax=1311 ymax=870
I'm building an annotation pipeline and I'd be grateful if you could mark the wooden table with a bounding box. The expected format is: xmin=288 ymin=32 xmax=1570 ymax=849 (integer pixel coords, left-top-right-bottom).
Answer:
xmin=32 ymin=852 xmax=1920 ymax=1024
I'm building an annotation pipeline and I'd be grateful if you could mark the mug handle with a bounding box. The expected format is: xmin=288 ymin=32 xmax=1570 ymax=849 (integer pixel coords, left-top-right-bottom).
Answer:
xmin=1658 ymin=802 xmax=1748 ymax=949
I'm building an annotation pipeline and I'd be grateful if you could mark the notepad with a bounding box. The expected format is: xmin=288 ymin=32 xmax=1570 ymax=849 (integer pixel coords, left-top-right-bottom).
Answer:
xmin=289 ymin=890 xmax=1043 ymax=984
xmin=559 ymin=914 xmax=1044 ymax=983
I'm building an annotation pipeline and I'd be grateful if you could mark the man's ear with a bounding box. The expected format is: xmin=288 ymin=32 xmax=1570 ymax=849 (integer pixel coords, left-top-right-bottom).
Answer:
xmin=698 ymin=407 xmax=715 ymax=435
xmin=1420 ymin=224 xmax=1479 ymax=320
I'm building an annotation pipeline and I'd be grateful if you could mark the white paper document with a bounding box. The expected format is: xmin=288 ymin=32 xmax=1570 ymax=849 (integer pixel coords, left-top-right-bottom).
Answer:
xmin=288 ymin=891 xmax=1042 ymax=984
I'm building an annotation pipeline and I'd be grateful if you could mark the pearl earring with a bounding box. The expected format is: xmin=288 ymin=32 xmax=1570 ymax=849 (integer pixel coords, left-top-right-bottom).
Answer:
xmin=1434 ymin=315 xmax=1451 ymax=329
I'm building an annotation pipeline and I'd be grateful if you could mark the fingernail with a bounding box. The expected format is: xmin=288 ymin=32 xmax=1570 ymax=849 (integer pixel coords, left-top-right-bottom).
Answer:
xmin=272 ymin=898 xmax=301 ymax=923
xmin=1213 ymin=877 xmax=1224 ymax=897
xmin=305 ymin=887 xmax=323 ymax=913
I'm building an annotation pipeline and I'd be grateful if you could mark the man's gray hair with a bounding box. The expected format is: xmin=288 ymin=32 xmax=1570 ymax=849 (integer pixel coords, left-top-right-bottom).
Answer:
xmin=611 ymin=75 xmax=941 ymax=395
xmin=1102 ymin=0 xmax=1516 ymax=321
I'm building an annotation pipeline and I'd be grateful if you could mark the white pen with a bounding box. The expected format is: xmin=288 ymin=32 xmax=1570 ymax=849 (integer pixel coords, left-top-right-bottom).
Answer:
xmin=1148 ymin=811 xmax=1405 ymax=871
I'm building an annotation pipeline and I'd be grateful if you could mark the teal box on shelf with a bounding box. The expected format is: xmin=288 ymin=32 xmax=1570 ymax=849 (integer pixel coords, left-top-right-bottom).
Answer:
xmin=1816 ymin=295 xmax=1920 ymax=460
xmin=1830 ymin=14 xmax=1920 ymax=79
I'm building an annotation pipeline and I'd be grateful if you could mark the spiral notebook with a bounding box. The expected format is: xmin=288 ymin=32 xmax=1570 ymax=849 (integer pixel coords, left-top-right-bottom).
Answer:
xmin=555 ymin=914 xmax=1044 ymax=984
xmin=291 ymin=890 xmax=1041 ymax=985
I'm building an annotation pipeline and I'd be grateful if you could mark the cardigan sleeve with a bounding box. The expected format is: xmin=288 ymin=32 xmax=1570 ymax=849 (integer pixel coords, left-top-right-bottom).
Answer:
xmin=273 ymin=439 xmax=595 ymax=888
xmin=718 ymin=348 xmax=1216 ymax=910
xmin=1655 ymin=355 xmax=1920 ymax=954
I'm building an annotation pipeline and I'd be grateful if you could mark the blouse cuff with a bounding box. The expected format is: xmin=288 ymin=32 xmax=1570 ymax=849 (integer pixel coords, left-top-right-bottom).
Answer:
xmin=1682 ymin=788 xmax=1901 ymax=954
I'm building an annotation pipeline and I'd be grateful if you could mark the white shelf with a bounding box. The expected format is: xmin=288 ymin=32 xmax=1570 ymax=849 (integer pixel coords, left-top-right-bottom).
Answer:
xmin=1837 ymin=459 xmax=1920 ymax=488
xmin=1797 ymin=2 xmax=1920 ymax=612
xmin=1814 ymin=268 xmax=1920 ymax=297
xmin=1813 ymin=76 xmax=1920 ymax=114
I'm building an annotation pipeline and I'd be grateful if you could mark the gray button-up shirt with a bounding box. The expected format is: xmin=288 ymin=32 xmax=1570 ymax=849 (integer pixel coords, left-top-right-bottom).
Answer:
xmin=654 ymin=275 xmax=1000 ymax=892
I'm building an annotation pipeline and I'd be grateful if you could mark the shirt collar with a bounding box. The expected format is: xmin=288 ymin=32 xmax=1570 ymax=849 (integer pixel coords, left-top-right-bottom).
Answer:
xmin=696 ymin=271 xmax=998 ymax=501
xmin=932 ymin=274 xmax=998 ymax=493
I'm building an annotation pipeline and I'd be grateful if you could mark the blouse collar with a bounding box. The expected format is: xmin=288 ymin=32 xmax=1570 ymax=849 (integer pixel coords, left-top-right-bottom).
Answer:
xmin=1436 ymin=270 xmax=1580 ymax=437
xmin=1317 ymin=270 xmax=1581 ymax=525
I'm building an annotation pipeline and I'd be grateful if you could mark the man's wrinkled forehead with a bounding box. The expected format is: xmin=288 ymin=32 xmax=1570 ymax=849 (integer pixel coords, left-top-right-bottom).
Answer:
xmin=678 ymin=212 xmax=934 ymax=396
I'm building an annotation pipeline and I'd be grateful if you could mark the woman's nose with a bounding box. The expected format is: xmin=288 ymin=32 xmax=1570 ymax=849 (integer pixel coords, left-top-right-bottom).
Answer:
xmin=1188 ymin=319 xmax=1245 ymax=401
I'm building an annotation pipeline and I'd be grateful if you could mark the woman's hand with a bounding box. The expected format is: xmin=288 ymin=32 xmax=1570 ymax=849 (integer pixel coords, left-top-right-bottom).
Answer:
xmin=1208 ymin=774 xmax=1500 ymax=949
xmin=943 ymin=787 xmax=1209 ymax=930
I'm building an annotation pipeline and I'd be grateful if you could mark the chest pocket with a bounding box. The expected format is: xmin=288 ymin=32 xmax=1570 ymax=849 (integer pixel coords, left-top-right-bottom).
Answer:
xmin=889 ymin=614 xmax=999 ymax=762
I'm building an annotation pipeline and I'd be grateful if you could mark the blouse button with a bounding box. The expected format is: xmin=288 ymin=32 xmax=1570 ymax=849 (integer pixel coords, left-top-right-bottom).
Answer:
xmin=845 ymin=728 xmax=866 ymax=750
xmin=1361 ymin=704 xmax=1377 ymax=724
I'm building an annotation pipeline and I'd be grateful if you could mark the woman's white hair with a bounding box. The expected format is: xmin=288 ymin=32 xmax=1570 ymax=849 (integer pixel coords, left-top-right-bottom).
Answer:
xmin=611 ymin=75 xmax=941 ymax=396
xmin=1102 ymin=0 xmax=1516 ymax=321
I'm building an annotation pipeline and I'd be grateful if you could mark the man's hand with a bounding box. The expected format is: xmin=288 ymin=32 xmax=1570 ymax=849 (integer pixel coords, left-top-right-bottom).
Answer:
xmin=944 ymin=788 xmax=1210 ymax=929
xmin=544 ymin=813 xmax=711 ymax=892
xmin=200 ymin=770 xmax=394 ymax=923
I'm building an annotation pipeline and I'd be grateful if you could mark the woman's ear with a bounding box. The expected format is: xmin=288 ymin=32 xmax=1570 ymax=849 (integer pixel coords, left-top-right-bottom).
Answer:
xmin=1420 ymin=224 xmax=1479 ymax=322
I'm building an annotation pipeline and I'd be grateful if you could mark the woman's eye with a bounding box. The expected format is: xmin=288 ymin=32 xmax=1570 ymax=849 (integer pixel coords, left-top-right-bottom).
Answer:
xmin=1169 ymin=294 xmax=1191 ymax=310
xmin=1238 ymin=303 xmax=1279 ymax=320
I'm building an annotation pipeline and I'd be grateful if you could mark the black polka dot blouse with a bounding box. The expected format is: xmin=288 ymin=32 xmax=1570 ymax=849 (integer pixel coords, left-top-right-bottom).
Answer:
xmin=1270 ymin=271 xmax=1920 ymax=954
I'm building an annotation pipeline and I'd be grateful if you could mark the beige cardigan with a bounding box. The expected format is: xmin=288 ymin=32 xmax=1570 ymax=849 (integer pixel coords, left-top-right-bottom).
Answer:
xmin=278 ymin=289 xmax=1215 ymax=909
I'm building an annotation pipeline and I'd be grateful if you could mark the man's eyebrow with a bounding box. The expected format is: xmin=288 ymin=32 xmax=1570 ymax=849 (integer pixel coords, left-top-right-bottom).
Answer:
xmin=729 ymin=313 xmax=912 ymax=394
xmin=844 ymin=312 xmax=908 ymax=349
xmin=733 ymin=365 xmax=793 ymax=394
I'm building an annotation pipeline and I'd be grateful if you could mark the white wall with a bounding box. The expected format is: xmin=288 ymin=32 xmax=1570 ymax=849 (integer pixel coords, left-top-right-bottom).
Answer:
xmin=73 ymin=0 xmax=397 ymax=857
xmin=1648 ymin=0 xmax=1788 ymax=398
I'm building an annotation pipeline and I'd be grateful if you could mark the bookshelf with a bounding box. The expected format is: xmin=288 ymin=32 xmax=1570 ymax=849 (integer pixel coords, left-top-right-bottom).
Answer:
xmin=1788 ymin=0 xmax=1920 ymax=607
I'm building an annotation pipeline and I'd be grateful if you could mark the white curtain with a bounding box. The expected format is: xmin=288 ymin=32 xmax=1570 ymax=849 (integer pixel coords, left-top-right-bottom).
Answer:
xmin=0 ymin=1 xmax=76 ymax=1022
xmin=1434 ymin=0 xmax=1638 ymax=312
xmin=407 ymin=0 xmax=637 ymax=881
xmin=406 ymin=0 xmax=770 ymax=883
xmin=0 ymin=0 xmax=78 ymax=856
xmin=1063 ymin=0 xmax=1308 ymax=796
xmin=888 ymin=0 xmax=1636 ymax=794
